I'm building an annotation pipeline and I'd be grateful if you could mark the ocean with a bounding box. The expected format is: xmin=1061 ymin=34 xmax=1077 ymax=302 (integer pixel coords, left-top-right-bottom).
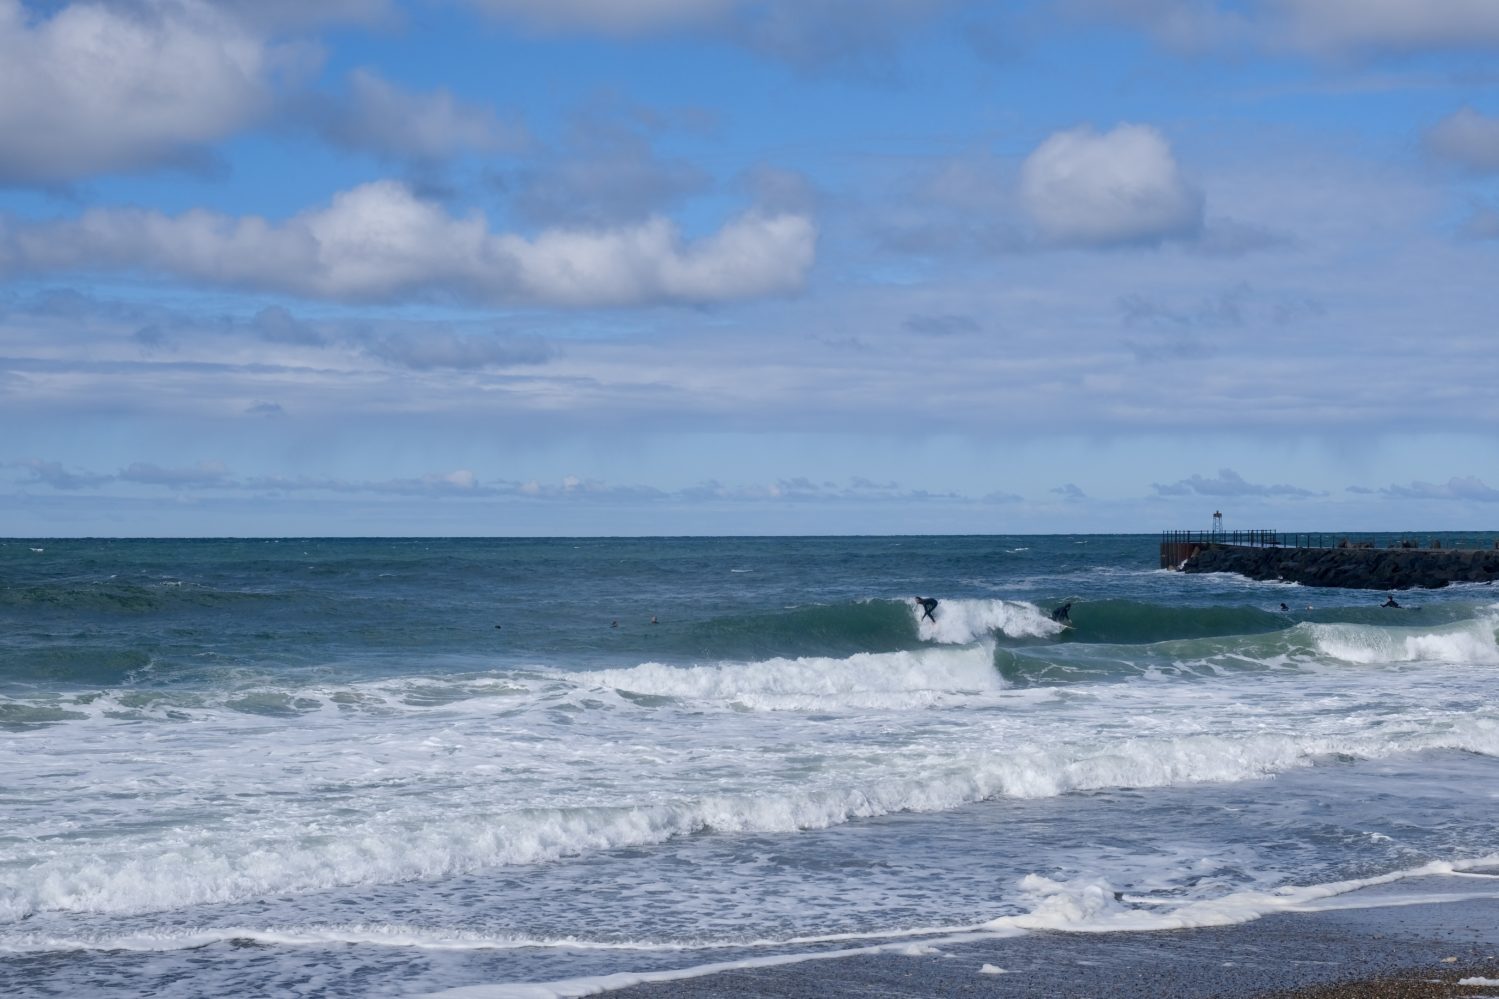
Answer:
xmin=3 ymin=534 xmax=1498 ymax=997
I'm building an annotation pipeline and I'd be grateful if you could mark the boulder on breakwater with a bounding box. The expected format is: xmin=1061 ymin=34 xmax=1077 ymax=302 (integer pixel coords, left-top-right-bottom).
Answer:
xmin=1180 ymin=544 xmax=1499 ymax=590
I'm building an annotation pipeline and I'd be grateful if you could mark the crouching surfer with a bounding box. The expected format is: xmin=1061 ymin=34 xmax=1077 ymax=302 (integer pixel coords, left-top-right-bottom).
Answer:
xmin=915 ymin=596 xmax=939 ymax=622
xmin=1051 ymin=601 xmax=1073 ymax=624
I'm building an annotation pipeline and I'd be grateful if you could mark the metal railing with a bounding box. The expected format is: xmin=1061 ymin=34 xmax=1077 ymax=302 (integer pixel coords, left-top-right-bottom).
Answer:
xmin=1161 ymin=531 xmax=1499 ymax=552
xmin=1161 ymin=529 xmax=1281 ymax=548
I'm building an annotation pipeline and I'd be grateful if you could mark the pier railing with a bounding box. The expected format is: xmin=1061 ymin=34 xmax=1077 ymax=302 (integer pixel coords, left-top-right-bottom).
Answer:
xmin=1159 ymin=530 xmax=1499 ymax=568
xmin=1161 ymin=529 xmax=1281 ymax=548
xmin=1160 ymin=529 xmax=1281 ymax=568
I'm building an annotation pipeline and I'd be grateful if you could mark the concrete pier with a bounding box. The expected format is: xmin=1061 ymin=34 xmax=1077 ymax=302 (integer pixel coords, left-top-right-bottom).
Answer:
xmin=1161 ymin=531 xmax=1499 ymax=590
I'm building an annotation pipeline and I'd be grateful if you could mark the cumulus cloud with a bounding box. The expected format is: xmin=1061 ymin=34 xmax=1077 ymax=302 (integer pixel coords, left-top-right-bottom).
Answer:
xmin=309 ymin=69 xmax=529 ymax=163
xmin=0 ymin=180 xmax=817 ymax=307
xmin=0 ymin=0 xmax=295 ymax=185
xmin=1426 ymin=107 xmax=1499 ymax=174
xmin=1152 ymin=468 xmax=1321 ymax=498
xmin=875 ymin=129 xmax=1211 ymax=257
xmin=1021 ymin=124 xmax=1202 ymax=248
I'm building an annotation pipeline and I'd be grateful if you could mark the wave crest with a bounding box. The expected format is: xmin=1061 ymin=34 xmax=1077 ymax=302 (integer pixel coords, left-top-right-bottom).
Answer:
xmin=914 ymin=599 xmax=1062 ymax=644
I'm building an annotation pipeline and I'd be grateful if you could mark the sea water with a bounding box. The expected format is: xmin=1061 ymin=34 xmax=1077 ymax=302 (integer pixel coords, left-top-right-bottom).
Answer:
xmin=2 ymin=535 xmax=1498 ymax=996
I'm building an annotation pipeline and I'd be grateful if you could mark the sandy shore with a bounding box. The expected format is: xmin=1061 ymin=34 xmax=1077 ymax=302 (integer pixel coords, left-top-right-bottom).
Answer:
xmin=602 ymin=890 xmax=1499 ymax=998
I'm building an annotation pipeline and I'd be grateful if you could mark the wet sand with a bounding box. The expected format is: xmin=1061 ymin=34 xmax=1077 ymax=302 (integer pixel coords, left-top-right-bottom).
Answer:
xmin=603 ymin=893 xmax=1499 ymax=998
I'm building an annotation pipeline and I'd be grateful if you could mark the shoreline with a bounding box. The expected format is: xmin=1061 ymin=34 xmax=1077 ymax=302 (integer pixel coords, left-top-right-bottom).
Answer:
xmin=570 ymin=893 xmax=1499 ymax=999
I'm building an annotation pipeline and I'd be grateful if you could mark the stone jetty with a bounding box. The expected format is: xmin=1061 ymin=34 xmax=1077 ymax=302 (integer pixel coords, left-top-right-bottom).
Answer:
xmin=1161 ymin=531 xmax=1499 ymax=590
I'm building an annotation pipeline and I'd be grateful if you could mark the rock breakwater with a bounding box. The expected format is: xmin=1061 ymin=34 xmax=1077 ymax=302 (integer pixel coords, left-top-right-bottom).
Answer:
xmin=1181 ymin=544 xmax=1499 ymax=590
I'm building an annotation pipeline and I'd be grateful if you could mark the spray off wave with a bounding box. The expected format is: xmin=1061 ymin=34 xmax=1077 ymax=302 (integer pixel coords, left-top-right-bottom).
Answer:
xmin=914 ymin=598 xmax=1062 ymax=644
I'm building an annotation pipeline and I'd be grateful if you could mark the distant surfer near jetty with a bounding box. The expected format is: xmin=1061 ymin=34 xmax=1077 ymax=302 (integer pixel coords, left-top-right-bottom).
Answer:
xmin=915 ymin=597 xmax=938 ymax=622
xmin=1051 ymin=602 xmax=1072 ymax=624
xmin=1382 ymin=595 xmax=1400 ymax=608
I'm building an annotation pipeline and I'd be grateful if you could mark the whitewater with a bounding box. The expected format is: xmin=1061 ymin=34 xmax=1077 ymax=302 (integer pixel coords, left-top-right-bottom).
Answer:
xmin=3 ymin=534 xmax=1498 ymax=996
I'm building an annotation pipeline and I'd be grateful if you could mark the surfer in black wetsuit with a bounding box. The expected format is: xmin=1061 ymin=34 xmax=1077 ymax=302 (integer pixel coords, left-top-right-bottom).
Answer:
xmin=1382 ymin=595 xmax=1400 ymax=608
xmin=916 ymin=597 xmax=938 ymax=622
xmin=1051 ymin=601 xmax=1072 ymax=624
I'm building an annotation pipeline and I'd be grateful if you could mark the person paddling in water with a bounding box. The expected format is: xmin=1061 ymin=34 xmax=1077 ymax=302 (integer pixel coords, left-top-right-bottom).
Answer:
xmin=915 ymin=597 xmax=938 ymax=622
xmin=1382 ymin=595 xmax=1400 ymax=608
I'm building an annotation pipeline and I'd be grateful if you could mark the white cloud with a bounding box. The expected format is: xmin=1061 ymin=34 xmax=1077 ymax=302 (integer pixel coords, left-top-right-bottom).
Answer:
xmin=0 ymin=180 xmax=817 ymax=307
xmin=314 ymin=69 xmax=529 ymax=162
xmin=0 ymin=0 xmax=292 ymax=185
xmin=1427 ymin=107 xmax=1499 ymax=174
xmin=1020 ymin=123 xmax=1203 ymax=247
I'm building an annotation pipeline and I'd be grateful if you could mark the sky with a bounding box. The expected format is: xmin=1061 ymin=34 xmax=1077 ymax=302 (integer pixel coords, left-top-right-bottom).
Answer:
xmin=2 ymin=0 xmax=1498 ymax=537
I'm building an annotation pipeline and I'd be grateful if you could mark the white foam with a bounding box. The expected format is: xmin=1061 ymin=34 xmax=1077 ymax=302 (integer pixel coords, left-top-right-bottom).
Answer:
xmin=12 ymin=717 xmax=1499 ymax=925
xmin=584 ymin=646 xmax=1003 ymax=711
xmin=1308 ymin=619 xmax=1499 ymax=666
xmin=7 ymin=625 xmax=1499 ymax=927
xmin=991 ymin=856 xmax=1499 ymax=935
xmin=913 ymin=598 xmax=1063 ymax=644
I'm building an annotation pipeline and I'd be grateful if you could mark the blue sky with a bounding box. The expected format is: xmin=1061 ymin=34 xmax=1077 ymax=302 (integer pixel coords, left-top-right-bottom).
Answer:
xmin=2 ymin=0 xmax=1498 ymax=536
